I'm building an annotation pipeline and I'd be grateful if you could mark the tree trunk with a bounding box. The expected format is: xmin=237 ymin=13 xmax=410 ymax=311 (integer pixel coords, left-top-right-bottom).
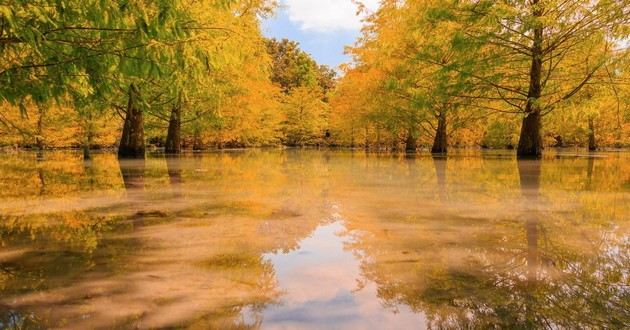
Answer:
xmin=588 ymin=117 xmax=597 ymax=151
xmin=193 ymin=131 xmax=203 ymax=151
xmin=118 ymin=84 xmax=145 ymax=159
xmin=431 ymin=112 xmax=448 ymax=154
xmin=36 ymin=105 xmax=45 ymax=161
xmin=165 ymin=98 xmax=182 ymax=154
xmin=517 ymin=2 xmax=544 ymax=158
xmin=83 ymin=123 xmax=94 ymax=161
xmin=405 ymin=128 xmax=417 ymax=153
xmin=350 ymin=123 xmax=355 ymax=148
xmin=36 ymin=107 xmax=44 ymax=151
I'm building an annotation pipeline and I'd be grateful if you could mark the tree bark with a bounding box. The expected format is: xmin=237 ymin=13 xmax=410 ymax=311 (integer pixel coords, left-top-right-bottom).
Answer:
xmin=165 ymin=97 xmax=182 ymax=154
xmin=118 ymin=84 xmax=145 ymax=159
xmin=431 ymin=112 xmax=448 ymax=154
xmin=588 ymin=117 xmax=597 ymax=151
xmin=405 ymin=128 xmax=417 ymax=153
xmin=517 ymin=1 xmax=544 ymax=158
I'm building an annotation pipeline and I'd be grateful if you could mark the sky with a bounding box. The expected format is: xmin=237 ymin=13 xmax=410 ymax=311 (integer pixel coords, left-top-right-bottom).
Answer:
xmin=262 ymin=0 xmax=380 ymax=69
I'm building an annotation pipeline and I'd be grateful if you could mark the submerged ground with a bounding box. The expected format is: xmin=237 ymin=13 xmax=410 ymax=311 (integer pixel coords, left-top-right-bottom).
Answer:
xmin=0 ymin=149 xmax=628 ymax=329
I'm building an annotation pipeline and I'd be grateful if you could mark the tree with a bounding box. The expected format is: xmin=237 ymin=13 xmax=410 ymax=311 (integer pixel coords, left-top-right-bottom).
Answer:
xmin=439 ymin=0 xmax=630 ymax=157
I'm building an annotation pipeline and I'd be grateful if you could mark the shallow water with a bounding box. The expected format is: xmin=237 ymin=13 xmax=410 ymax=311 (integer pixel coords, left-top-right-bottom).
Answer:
xmin=0 ymin=150 xmax=628 ymax=329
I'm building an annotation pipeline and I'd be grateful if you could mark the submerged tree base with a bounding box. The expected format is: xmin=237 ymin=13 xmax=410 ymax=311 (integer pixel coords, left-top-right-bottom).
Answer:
xmin=517 ymin=112 xmax=543 ymax=158
xmin=118 ymin=85 xmax=146 ymax=159
xmin=431 ymin=114 xmax=448 ymax=154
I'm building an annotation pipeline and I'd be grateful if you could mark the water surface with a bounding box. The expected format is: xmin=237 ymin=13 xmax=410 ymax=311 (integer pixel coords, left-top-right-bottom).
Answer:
xmin=0 ymin=150 xmax=628 ymax=329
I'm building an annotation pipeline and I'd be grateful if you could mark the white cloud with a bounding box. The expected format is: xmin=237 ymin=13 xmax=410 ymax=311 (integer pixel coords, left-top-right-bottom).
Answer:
xmin=284 ymin=0 xmax=380 ymax=32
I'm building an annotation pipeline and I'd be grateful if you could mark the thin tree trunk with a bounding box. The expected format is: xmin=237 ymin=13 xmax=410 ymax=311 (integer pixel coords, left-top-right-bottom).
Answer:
xmin=350 ymin=123 xmax=355 ymax=148
xmin=376 ymin=125 xmax=381 ymax=152
xmin=431 ymin=112 xmax=448 ymax=154
xmin=165 ymin=96 xmax=182 ymax=154
xmin=193 ymin=130 xmax=203 ymax=151
xmin=83 ymin=117 xmax=94 ymax=161
xmin=118 ymin=84 xmax=145 ymax=159
xmin=517 ymin=1 xmax=544 ymax=158
xmin=36 ymin=105 xmax=45 ymax=161
xmin=405 ymin=128 xmax=417 ymax=153
xmin=588 ymin=117 xmax=597 ymax=151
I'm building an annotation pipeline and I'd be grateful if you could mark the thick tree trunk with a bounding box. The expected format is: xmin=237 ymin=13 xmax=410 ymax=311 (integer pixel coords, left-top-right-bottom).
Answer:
xmin=118 ymin=84 xmax=145 ymax=159
xmin=165 ymin=100 xmax=182 ymax=154
xmin=405 ymin=128 xmax=417 ymax=153
xmin=517 ymin=2 xmax=544 ymax=158
xmin=518 ymin=111 xmax=543 ymax=157
xmin=588 ymin=117 xmax=597 ymax=151
xmin=431 ymin=112 xmax=448 ymax=154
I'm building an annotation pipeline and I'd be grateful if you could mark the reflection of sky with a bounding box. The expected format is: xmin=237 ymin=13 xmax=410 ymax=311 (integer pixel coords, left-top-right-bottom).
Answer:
xmin=262 ymin=7 xmax=362 ymax=69
xmin=252 ymin=221 xmax=427 ymax=329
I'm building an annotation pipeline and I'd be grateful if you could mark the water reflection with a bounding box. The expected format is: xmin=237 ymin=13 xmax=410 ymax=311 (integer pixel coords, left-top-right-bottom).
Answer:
xmin=120 ymin=158 xmax=146 ymax=191
xmin=249 ymin=220 xmax=426 ymax=329
xmin=0 ymin=150 xmax=627 ymax=329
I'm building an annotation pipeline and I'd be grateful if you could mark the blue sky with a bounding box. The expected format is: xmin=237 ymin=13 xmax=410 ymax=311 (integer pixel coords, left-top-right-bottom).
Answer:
xmin=261 ymin=0 xmax=379 ymax=69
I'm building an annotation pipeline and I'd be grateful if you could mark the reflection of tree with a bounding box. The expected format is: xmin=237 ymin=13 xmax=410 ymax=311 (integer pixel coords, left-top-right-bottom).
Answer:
xmin=0 ymin=150 xmax=333 ymax=328
xmin=119 ymin=158 xmax=146 ymax=191
xmin=342 ymin=155 xmax=629 ymax=329
xmin=518 ymin=160 xmax=541 ymax=287
xmin=166 ymin=155 xmax=183 ymax=185
xmin=432 ymin=155 xmax=447 ymax=203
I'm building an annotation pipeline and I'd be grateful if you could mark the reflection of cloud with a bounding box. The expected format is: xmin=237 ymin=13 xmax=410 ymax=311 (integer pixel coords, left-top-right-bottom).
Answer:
xmin=285 ymin=0 xmax=379 ymax=32
xmin=261 ymin=222 xmax=426 ymax=329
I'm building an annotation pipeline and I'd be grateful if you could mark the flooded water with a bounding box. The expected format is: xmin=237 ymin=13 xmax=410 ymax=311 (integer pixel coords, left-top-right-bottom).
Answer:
xmin=0 ymin=150 xmax=628 ymax=329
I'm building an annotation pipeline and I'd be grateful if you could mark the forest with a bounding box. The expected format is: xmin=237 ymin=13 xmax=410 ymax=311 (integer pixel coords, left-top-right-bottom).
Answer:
xmin=0 ymin=0 xmax=629 ymax=158
xmin=1 ymin=1 xmax=629 ymax=328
